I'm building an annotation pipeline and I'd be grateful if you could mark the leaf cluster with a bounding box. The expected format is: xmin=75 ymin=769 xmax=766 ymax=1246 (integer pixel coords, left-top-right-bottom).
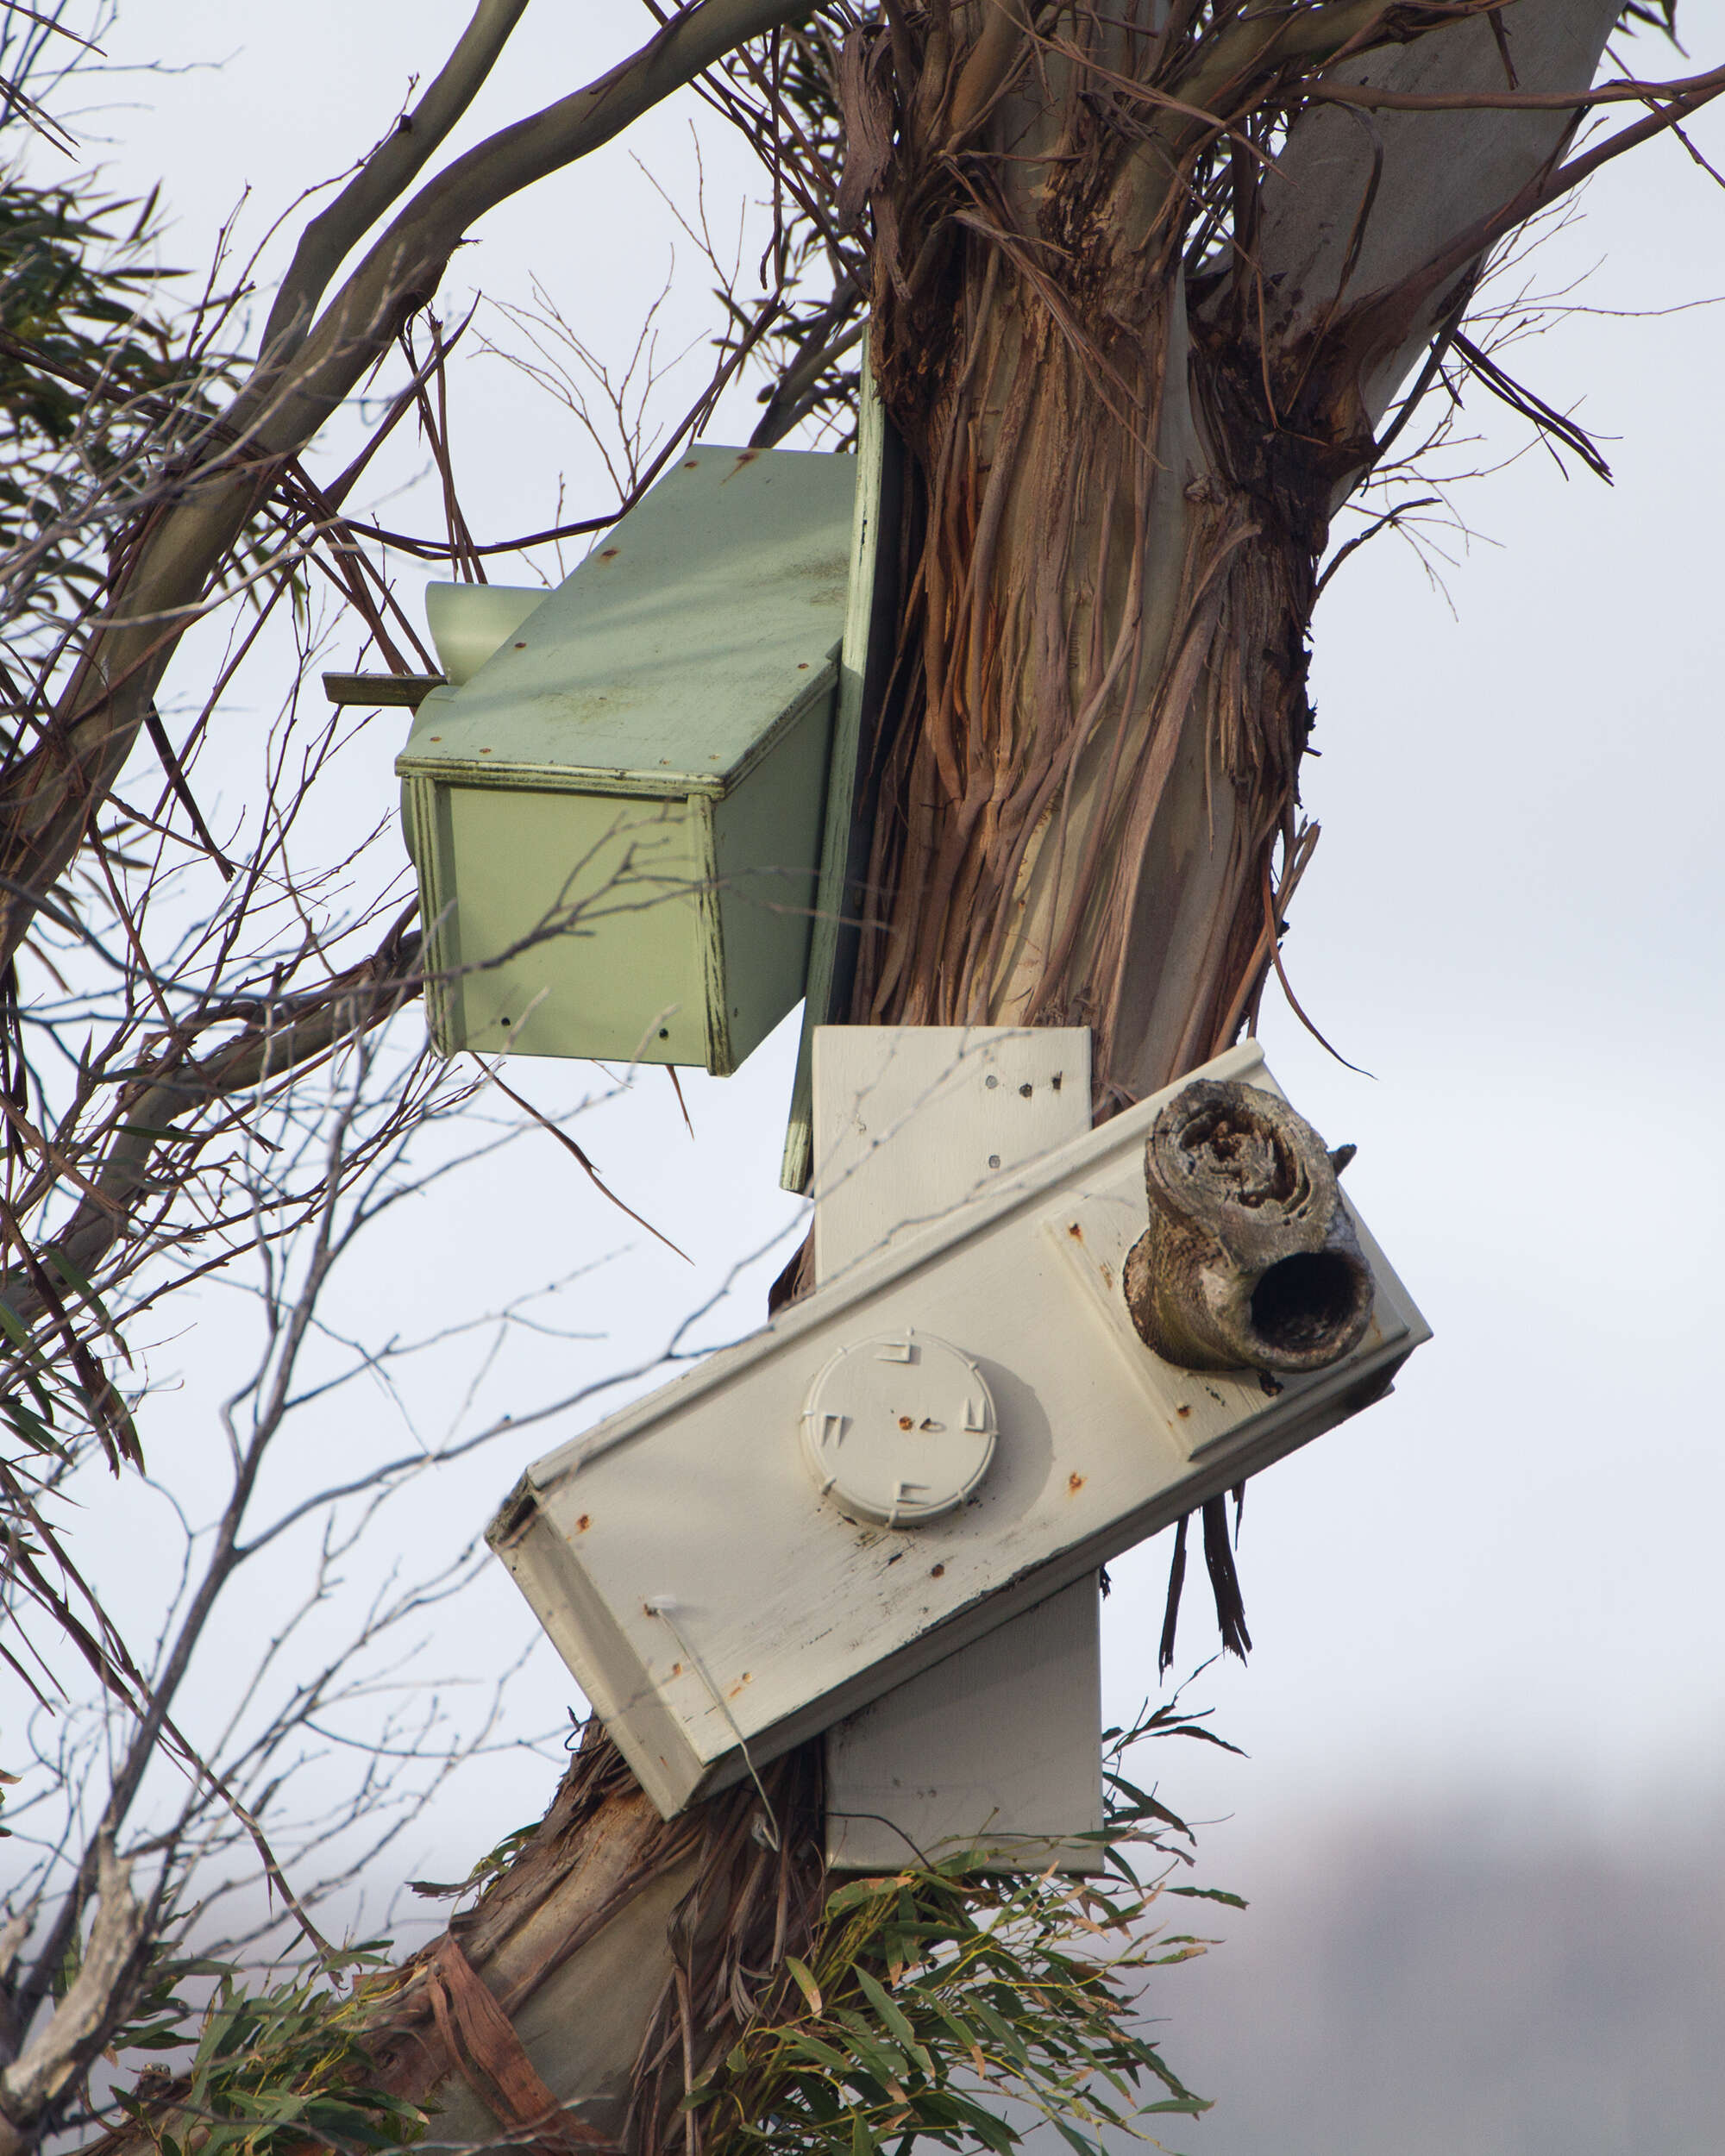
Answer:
xmin=697 ymin=1865 xmax=1207 ymax=2156
xmin=692 ymin=1702 xmax=1239 ymax=2156
xmin=0 ymin=171 xmax=226 ymax=604
xmin=0 ymin=178 xmax=169 ymax=448
xmin=112 ymin=1952 xmax=426 ymax=2156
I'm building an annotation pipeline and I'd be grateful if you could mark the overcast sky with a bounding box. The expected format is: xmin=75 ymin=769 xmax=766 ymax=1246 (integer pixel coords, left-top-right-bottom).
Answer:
xmin=28 ymin=4 xmax=1725 ymax=2144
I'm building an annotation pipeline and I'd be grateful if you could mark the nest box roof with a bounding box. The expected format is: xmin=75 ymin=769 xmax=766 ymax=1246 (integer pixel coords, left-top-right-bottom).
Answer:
xmin=396 ymin=444 xmax=855 ymax=799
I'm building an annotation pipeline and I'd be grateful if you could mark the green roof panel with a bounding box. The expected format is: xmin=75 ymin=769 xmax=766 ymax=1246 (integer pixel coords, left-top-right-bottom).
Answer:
xmin=397 ymin=444 xmax=855 ymax=796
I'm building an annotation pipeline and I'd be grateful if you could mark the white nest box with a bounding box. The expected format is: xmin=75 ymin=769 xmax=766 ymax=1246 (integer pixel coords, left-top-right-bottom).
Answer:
xmin=487 ymin=1038 xmax=1430 ymax=1819
xmin=396 ymin=446 xmax=856 ymax=1075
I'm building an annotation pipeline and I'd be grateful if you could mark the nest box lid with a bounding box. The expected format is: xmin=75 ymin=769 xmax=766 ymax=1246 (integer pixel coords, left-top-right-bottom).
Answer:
xmin=396 ymin=444 xmax=855 ymax=799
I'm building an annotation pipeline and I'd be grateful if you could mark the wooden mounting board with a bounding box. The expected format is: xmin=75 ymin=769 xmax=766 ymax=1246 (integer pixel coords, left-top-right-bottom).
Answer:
xmin=812 ymin=1028 xmax=1102 ymax=1874
xmin=825 ymin=1573 xmax=1102 ymax=1873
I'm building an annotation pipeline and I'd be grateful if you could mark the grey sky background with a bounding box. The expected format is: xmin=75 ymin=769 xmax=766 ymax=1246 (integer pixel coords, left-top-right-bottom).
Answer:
xmin=24 ymin=6 xmax=1725 ymax=2147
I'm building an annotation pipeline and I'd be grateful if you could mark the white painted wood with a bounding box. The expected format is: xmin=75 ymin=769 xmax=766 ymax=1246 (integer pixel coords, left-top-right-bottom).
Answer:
xmin=811 ymin=1027 xmax=1092 ymax=1285
xmin=812 ymin=1027 xmax=1101 ymax=1873
xmin=825 ymin=1575 xmax=1101 ymax=1872
xmin=486 ymin=1040 xmax=1431 ymax=1818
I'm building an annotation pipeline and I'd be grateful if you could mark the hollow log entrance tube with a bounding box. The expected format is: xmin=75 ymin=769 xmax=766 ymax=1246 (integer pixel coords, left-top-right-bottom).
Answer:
xmin=1123 ymin=1078 xmax=1374 ymax=1376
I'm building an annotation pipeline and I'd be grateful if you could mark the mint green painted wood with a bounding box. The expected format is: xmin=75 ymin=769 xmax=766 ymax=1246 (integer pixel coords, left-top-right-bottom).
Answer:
xmin=396 ymin=446 xmax=856 ymax=1074
xmin=781 ymin=344 xmax=898 ymax=1188
xmin=424 ymin=583 xmax=546 ymax=685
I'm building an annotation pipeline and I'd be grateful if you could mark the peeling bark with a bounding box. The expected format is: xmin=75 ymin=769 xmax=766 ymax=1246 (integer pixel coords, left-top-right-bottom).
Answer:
xmin=849 ymin=0 xmax=1626 ymax=1109
xmin=1246 ymin=0 xmax=1625 ymax=423
xmin=356 ymin=1727 xmax=820 ymax=2156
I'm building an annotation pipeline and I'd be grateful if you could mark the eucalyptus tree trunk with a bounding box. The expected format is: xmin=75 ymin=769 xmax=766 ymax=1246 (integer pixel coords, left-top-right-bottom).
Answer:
xmin=361 ymin=8 xmax=1634 ymax=2149
xmin=846 ymin=0 xmax=1619 ymax=1101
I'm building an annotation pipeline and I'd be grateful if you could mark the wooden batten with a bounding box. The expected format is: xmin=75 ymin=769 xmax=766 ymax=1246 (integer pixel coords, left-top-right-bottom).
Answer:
xmin=780 ymin=348 xmax=902 ymax=1190
xmin=810 ymin=1026 xmax=1103 ymax=1874
xmin=325 ymin=671 xmax=444 ymax=708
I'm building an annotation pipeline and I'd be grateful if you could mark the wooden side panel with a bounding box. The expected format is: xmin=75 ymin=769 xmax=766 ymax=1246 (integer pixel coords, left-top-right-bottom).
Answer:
xmin=781 ymin=351 xmax=903 ymax=1190
xmin=711 ymin=678 xmax=837 ymax=1076
xmin=825 ymin=1574 xmax=1102 ymax=1873
xmin=812 ymin=1027 xmax=1092 ymax=1282
xmin=403 ymin=768 xmax=463 ymax=1056
xmin=488 ymin=1484 xmax=699 ymax=1803
xmin=445 ymin=786 xmax=707 ymax=1067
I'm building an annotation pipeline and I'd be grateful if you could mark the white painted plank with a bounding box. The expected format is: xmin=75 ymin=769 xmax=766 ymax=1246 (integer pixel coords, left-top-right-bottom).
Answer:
xmin=812 ymin=1028 xmax=1101 ymax=1872
xmin=811 ymin=1027 xmax=1092 ymax=1283
xmin=825 ymin=1575 xmax=1101 ymax=1872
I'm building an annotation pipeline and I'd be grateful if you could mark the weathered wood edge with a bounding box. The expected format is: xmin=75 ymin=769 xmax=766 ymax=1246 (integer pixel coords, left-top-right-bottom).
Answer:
xmin=780 ymin=334 xmax=902 ymax=1191
xmin=393 ymin=655 xmax=840 ymax=801
xmin=324 ymin=669 xmax=445 ymax=707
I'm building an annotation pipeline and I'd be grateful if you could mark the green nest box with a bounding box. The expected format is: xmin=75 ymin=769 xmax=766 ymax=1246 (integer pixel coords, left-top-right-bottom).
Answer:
xmin=396 ymin=445 xmax=856 ymax=1075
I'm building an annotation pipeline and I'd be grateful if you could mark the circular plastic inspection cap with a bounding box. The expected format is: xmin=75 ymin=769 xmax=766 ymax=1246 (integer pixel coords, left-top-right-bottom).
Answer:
xmin=800 ymin=1329 xmax=997 ymax=1527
